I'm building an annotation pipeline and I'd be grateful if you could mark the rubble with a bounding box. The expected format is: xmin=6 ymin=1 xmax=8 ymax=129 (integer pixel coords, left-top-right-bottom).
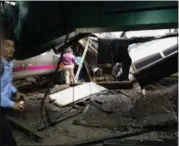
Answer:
xmin=74 ymin=83 xmax=177 ymax=130
xmin=133 ymin=96 xmax=177 ymax=128
xmin=26 ymin=76 xmax=36 ymax=83
xmin=50 ymin=84 xmax=70 ymax=94
xmin=145 ymin=83 xmax=178 ymax=113
xmin=73 ymin=92 xmax=133 ymax=130
xmin=11 ymin=76 xmax=177 ymax=145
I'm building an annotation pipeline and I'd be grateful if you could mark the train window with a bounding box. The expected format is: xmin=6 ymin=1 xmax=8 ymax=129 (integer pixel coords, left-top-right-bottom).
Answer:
xmin=129 ymin=36 xmax=177 ymax=71
xmin=129 ymin=37 xmax=177 ymax=61
xmin=163 ymin=44 xmax=178 ymax=56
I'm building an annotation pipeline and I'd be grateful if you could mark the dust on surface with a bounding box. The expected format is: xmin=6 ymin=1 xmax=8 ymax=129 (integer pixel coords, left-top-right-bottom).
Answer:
xmin=11 ymin=77 xmax=178 ymax=145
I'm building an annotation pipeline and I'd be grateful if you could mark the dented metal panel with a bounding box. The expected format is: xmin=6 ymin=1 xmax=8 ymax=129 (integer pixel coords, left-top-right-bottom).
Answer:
xmin=49 ymin=82 xmax=107 ymax=106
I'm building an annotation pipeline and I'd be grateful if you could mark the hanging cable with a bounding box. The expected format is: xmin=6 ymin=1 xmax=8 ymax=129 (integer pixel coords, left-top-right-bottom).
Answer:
xmin=38 ymin=16 xmax=94 ymax=131
xmin=39 ymin=32 xmax=69 ymax=130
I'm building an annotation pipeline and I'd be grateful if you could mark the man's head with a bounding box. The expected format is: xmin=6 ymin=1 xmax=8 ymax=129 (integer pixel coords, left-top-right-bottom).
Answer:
xmin=1 ymin=39 xmax=15 ymax=60
xmin=1 ymin=17 xmax=14 ymax=60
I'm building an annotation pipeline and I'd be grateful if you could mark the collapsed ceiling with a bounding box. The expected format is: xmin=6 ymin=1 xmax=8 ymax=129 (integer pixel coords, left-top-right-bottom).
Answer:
xmin=0 ymin=1 xmax=178 ymax=59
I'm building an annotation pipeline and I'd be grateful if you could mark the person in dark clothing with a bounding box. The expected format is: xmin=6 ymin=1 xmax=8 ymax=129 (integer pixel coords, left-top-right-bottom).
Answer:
xmin=112 ymin=62 xmax=122 ymax=80
xmin=114 ymin=44 xmax=132 ymax=81
xmin=98 ymin=32 xmax=132 ymax=81
xmin=112 ymin=32 xmax=132 ymax=81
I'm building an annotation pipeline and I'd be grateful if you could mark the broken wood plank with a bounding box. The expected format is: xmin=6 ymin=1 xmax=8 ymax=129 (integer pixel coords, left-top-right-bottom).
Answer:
xmin=75 ymin=39 xmax=90 ymax=82
xmin=7 ymin=116 xmax=43 ymax=142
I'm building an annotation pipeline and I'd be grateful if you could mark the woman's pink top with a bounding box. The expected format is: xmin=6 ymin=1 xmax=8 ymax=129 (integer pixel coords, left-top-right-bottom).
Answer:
xmin=62 ymin=53 xmax=75 ymax=65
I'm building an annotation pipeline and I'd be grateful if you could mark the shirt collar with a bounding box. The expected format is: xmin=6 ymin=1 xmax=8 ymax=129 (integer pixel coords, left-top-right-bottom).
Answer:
xmin=1 ymin=57 xmax=13 ymax=67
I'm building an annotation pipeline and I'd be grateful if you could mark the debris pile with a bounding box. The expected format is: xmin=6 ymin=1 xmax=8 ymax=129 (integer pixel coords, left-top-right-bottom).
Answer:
xmin=73 ymin=83 xmax=177 ymax=130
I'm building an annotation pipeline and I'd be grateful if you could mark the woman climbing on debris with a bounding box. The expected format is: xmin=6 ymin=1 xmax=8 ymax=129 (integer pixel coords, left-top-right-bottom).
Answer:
xmin=62 ymin=47 xmax=75 ymax=84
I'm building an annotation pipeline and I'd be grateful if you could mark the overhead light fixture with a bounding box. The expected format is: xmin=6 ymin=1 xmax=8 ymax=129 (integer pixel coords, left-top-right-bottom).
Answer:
xmin=5 ymin=1 xmax=16 ymax=6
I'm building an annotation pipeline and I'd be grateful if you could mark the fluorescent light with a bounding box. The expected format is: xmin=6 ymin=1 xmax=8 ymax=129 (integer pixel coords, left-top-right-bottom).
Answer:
xmin=5 ymin=1 xmax=16 ymax=6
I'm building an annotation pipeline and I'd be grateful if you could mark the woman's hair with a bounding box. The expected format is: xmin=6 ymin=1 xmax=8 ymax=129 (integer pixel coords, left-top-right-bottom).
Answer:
xmin=65 ymin=47 xmax=73 ymax=53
